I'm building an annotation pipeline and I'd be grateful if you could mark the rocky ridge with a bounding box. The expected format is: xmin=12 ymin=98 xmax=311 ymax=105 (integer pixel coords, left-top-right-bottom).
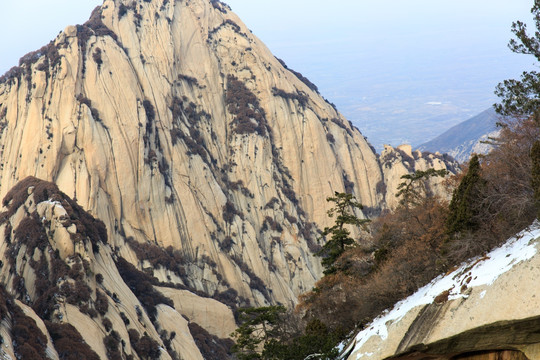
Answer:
xmin=0 ymin=176 xmax=236 ymax=359
xmin=0 ymin=1 xmax=459 ymax=357
xmin=0 ymin=0 xmax=384 ymax=309
xmin=418 ymin=108 xmax=501 ymax=163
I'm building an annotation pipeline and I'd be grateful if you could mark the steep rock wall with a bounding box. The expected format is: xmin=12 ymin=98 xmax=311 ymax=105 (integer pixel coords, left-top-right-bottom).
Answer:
xmin=0 ymin=0 xmax=457 ymax=310
xmin=0 ymin=0 xmax=386 ymax=307
xmin=380 ymin=144 xmax=458 ymax=208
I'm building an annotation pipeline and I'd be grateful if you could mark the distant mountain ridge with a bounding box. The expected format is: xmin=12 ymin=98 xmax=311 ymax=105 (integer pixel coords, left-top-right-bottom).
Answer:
xmin=418 ymin=108 xmax=501 ymax=163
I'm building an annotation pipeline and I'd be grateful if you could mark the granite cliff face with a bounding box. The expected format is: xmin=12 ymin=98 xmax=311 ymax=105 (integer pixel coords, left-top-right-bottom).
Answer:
xmin=0 ymin=0 xmax=459 ymax=357
xmin=0 ymin=177 xmax=234 ymax=359
xmin=0 ymin=0 xmax=389 ymax=309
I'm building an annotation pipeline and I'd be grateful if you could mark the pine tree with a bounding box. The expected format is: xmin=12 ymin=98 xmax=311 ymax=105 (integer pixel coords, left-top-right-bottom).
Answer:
xmin=446 ymin=155 xmax=485 ymax=236
xmin=494 ymin=0 xmax=540 ymax=118
xmin=396 ymin=168 xmax=448 ymax=207
xmin=316 ymin=192 xmax=369 ymax=275
xmin=231 ymin=306 xmax=286 ymax=360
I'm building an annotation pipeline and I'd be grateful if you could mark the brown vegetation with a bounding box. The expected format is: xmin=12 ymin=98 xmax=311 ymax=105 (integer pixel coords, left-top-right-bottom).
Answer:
xmin=188 ymin=322 xmax=234 ymax=360
xmin=226 ymin=75 xmax=269 ymax=136
xmin=46 ymin=321 xmax=100 ymax=360
xmin=271 ymin=87 xmax=308 ymax=108
xmin=116 ymin=257 xmax=174 ymax=322
xmin=11 ymin=302 xmax=48 ymax=359
xmin=129 ymin=329 xmax=161 ymax=360
xmin=103 ymin=330 xmax=122 ymax=359
xmin=210 ymin=0 xmax=229 ymax=14
xmin=92 ymin=48 xmax=103 ymax=70
xmin=125 ymin=236 xmax=188 ymax=281
xmin=275 ymin=58 xmax=319 ymax=93
xmin=299 ymin=196 xmax=449 ymax=331
xmin=95 ymin=289 xmax=109 ymax=315
xmin=223 ymin=200 xmax=243 ymax=223
xmin=298 ymin=115 xmax=540 ymax=336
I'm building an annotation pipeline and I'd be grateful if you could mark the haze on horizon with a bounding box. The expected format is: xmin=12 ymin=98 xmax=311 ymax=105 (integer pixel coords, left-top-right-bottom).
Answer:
xmin=0 ymin=0 xmax=535 ymax=150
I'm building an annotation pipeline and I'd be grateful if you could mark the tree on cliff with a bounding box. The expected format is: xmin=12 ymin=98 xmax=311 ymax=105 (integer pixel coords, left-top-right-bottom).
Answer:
xmin=494 ymin=0 xmax=540 ymax=117
xmin=396 ymin=168 xmax=448 ymax=207
xmin=231 ymin=306 xmax=339 ymax=360
xmin=446 ymin=155 xmax=485 ymax=236
xmin=231 ymin=306 xmax=286 ymax=360
xmin=316 ymin=192 xmax=370 ymax=275
xmin=494 ymin=0 xmax=540 ymax=220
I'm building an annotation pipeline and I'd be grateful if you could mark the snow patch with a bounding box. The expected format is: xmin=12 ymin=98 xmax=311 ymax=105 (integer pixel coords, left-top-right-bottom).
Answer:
xmin=344 ymin=223 xmax=540 ymax=357
xmin=40 ymin=199 xmax=63 ymax=208
xmin=356 ymin=352 xmax=373 ymax=359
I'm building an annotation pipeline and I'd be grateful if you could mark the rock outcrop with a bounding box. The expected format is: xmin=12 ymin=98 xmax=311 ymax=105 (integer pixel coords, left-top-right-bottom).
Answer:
xmin=0 ymin=176 xmax=236 ymax=359
xmin=380 ymin=144 xmax=458 ymax=208
xmin=343 ymin=223 xmax=540 ymax=360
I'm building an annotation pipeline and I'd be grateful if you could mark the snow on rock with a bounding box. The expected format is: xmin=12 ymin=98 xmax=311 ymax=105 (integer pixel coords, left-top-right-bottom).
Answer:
xmin=343 ymin=222 xmax=540 ymax=359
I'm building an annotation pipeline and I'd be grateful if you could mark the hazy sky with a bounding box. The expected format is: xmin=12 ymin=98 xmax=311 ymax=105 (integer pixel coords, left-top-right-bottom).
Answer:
xmin=0 ymin=0 xmax=536 ymax=148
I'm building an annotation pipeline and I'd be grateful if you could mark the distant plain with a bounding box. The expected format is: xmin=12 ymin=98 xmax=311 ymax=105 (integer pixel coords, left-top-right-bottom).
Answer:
xmin=0 ymin=0 xmax=535 ymax=150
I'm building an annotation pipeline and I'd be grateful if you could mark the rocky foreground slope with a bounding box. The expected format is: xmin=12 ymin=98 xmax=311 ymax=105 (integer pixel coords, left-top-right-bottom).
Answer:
xmin=343 ymin=223 xmax=540 ymax=360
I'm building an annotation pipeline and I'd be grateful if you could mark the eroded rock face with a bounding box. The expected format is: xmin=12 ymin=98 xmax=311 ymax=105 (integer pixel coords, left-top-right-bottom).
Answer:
xmin=0 ymin=177 xmax=237 ymax=359
xmin=343 ymin=224 xmax=540 ymax=360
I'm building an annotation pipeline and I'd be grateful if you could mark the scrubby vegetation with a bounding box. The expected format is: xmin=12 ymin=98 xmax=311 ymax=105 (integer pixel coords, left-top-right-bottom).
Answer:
xmin=129 ymin=329 xmax=161 ymax=360
xmin=275 ymin=58 xmax=319 ymax=93
xmin=76 ymin=94 xmax=102 ymax=123
xmin=169 ymin=95 xmax=213 ymax=161
xmin=226 ymin=75 xmax=269 ymax=136
xmin=271 ymin=87 xmax=309 ymax=108
xmin=189 ymin=322 xmax=234 ymax=359
xmin=92 ymin=48 xmax=103 ymax=70
xmin=46 ymin=321 xmax=100 ymax=360
xmin=0 ymin=41 xmax=61 ymax=86
xmin=210 ymin=0 xmax=229 ymax=14
xmin=10 ymin=298 xmax=48 ymax=358
xmin=2 ymin=177 xmax=107 ymax=247
xmin=77 ymin=6 xmax=119 ymax=75
xmin=115 ymin=257 xmax=174 ymax=322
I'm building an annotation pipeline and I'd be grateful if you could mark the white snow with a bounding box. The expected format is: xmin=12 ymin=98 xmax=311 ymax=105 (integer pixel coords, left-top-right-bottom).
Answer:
xmin=344 ymin=222 xmax=540 ymax=359
xmin=41 ymin=199 xmax=62 ymax=207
